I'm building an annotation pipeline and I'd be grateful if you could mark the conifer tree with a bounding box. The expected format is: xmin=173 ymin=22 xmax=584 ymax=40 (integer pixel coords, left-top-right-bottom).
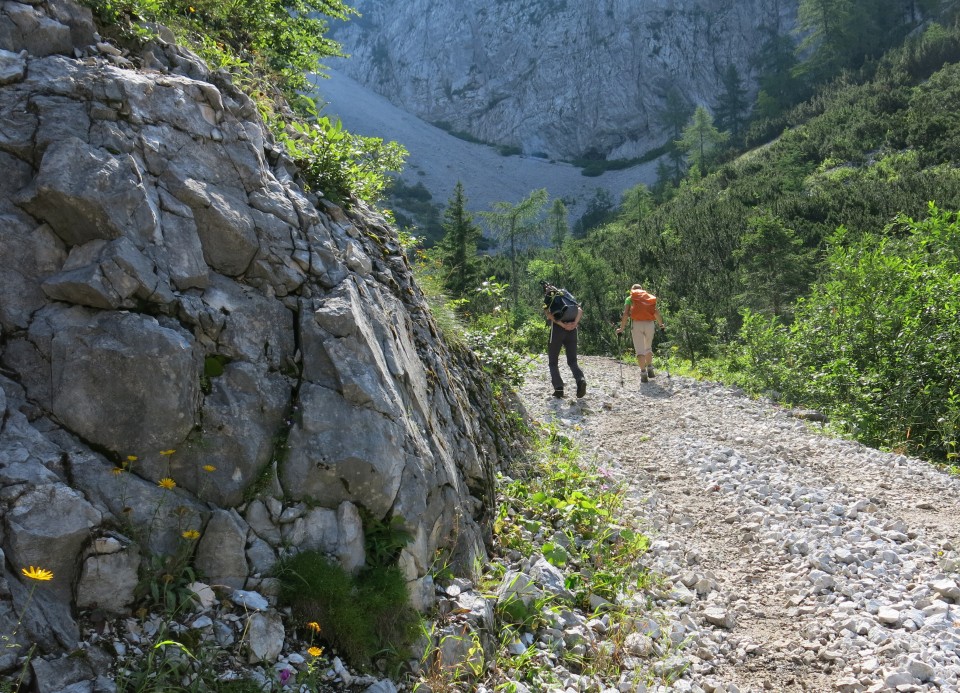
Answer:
xmin=480 ymin=188 xmax=549 ymax=307
xmin=734 ymin=210 xmax=813 ymax=317
xmin=676 ymin=106 xmax=729 ymax=177
xmin=437 ymin=181 xmax=482 ymax=298
xmin=714 ymin=64 xmax=749 ymax=139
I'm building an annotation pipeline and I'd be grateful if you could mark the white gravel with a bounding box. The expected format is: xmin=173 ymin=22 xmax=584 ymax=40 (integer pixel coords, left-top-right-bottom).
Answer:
xmin=518 ymin=355 xmax=960 ymax=693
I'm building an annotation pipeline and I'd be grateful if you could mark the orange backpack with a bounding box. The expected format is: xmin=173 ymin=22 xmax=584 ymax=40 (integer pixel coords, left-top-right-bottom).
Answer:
xmin=629 ymin=288 xmax=657 ymax=321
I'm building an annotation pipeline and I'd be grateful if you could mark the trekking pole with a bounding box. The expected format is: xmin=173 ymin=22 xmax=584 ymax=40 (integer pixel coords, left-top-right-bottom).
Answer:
xmin=616 ymin=330 xmax=624 ymax=387
xmin=659 ymin=325 xmax=671 ymax=382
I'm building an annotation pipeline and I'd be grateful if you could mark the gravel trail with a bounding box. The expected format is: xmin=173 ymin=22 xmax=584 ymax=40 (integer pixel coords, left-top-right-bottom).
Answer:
xmin=518 ymin=355 xmax=960 ymax=693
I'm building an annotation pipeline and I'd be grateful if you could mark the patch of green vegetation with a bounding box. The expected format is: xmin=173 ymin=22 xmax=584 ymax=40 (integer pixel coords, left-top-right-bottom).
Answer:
xmin=81 ymin=0 xmax=406 ymax=205
xmin=274 ymin=551 xmax=420 ymax=671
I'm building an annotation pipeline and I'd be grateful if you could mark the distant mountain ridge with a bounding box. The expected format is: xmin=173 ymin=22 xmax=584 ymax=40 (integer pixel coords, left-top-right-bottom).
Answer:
xmin=314 ymin=68 xmax=659 ymax=222
xmin=327 ymin=0 xmax=798 ymax=161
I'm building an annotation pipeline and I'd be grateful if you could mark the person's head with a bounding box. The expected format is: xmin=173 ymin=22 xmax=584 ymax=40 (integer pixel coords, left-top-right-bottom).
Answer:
xmin=540 ymin=280 xmax=556 ymax=294
xmin=631 ymin=283 xmax=642 ymax=290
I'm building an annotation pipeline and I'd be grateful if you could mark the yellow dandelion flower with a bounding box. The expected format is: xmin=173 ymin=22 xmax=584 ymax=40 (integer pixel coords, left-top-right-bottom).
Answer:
xmin=127 ymin=455 xmax=138 ymax=462
xmin=158 ymin=477 xmax=176 ymax=490
xmin=306 ymin=621 xmax=321 ymax=633
xmin=22 ymin=566 xmax=54 ymax=581
xmin=112 ymin=467 xmax=126 ymax=475
xmin=182 ymin=529 xmax=201 ymax=540
xmin=307 ymin=646 xmax=323 ymax=657
xmin=202 ymin=465 xmax=216 ymax=472
xmin=159 ymin=449 xmax=176 ymax=456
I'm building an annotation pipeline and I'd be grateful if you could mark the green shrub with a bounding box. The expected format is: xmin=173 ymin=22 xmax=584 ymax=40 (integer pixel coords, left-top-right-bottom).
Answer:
xmin=741 ymin=204 xmax=960 ymax=463
xmin=274 ymin=551 xmax=420 ymax=670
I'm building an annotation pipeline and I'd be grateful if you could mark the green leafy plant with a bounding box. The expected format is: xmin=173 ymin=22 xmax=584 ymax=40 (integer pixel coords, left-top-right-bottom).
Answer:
xmin=741 ymin=204 xmax=960 ymax=464
xmin=274 ymin=551 xmax=420 ymax=670
xmin=276 ymin=112 xmax=408 ymax=204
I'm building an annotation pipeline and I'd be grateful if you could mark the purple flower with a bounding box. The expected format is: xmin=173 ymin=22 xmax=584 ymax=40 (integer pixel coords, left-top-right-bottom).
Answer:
xmin=278 ymin=668 xmax=292 ymax=685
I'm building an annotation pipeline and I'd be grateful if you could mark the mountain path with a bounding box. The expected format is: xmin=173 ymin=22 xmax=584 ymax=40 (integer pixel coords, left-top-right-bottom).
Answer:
xmin=516 ymin=355 xmax=960 ymax=692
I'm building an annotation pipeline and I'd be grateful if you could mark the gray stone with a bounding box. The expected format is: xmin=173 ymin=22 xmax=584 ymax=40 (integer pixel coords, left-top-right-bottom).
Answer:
xmin=171 ymin=361 xmax=290 ymax=506
xmin=195 ymin=509 xmax=248 ymax=589
xmin=246 ymin=611 xmax=284 ymax=664
xmin=48 ymin=310 xmax=200 ymax=454
xmin=932 ymin=578 xmax=960 ymax=601
xmin=231 ymin=589 xmax=269 ymax=612
xmin=0 ymin=47 xmax=26 ymax=84
xmin=299 ymin=506 xmax=338 ymax=553
xmin=282 ymin=382 xmax=404 ymax=518
xmin=5 ymin=483 xmax=101 ymax=601
xmin=529 ymin=556 xmax=573 ymax=600
xmin=167 ymin=177 xmax=258 ymax=276
xmin=0 ymin=217 xmax=67 ymax=332
xmin=41 ymin=236 xmax=173 ymax=310
xmin=31 ymin=654 xmax=94 ymax=693
xmin=0 ymin=2 xmax=72 ymax=57
xmin=336 ymin=501 xmax=365 ymax=574
xmin=76 ymin=545 xmax=140 ymax=615
xmin=18 ymin=137 xmax=158 ymax=246
xmin=246 ymin=536 xmax=277 ymax=576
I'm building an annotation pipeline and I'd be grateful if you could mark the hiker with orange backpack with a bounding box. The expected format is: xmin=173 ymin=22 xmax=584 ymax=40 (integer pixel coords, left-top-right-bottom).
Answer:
xmin=616 ymin=284 xmax=665 ymax=383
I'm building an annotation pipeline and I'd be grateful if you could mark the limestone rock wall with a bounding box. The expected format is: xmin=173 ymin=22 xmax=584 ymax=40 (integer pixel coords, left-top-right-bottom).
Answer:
xmin=328 ymin=0 xmax=799 ymax=160
xmin=0 ymin=0 xmax=514 ymax=658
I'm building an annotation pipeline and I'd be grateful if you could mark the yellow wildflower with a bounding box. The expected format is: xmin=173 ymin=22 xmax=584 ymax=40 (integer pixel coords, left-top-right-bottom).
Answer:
xmin=202 ymin=465 xmax=216 ymax=472
xmin=112 ymin=467 xmax=125 ymax=475
xmin=307 ymin=646 xmax=323 ymax=657
xmin=182 ymin=529 xmax=201 ymax=540
xmin=21 ymin=566 xmax=54 ymax=581
xmin=158 ymin=477 xmax=176 ymax=490
xmin=159 ymin=449 xmax=176 ymax=456
xmin=127 ymin=455 xmax=138 ymax=462
xmin=306 ymin=621 xmax=321 ymax=633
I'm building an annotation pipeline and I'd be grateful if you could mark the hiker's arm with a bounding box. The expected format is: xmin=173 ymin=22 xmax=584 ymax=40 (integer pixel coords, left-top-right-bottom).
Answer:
xmin=655 ymin=308 xmax=665 ymax=328
xmin=568 ymin=306 xmax=582 ymax=330
xmin=617 ymin=305 xmax=629 ymax=333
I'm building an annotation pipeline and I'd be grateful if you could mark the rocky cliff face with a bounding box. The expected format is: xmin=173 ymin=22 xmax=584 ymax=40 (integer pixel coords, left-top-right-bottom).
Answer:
xmin=328 ymin=0 xmax=797 ymax=160
xmin=0 ymin=0 xmax=516 ymax=670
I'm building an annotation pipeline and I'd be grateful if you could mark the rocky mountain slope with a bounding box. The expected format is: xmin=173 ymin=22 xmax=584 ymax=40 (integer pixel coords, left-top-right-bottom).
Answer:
xmin=328 ymin=0 xmax=798 ymax=161
xmin=0 ymin=0 xmax=522 ymax=684
xmin=315 ymin=68 xmax=660 ymax=218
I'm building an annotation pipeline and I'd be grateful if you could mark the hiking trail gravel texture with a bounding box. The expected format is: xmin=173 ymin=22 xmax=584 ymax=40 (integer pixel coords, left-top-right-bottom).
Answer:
xmin=517 ymin=355 xmax=960 ymax=693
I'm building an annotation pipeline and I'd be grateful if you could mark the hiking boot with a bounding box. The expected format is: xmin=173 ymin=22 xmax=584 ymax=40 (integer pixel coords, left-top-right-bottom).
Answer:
xmin=640 ymin=371 xmax=649 ymax=383
xmin=576 ymin=380 xmax=587 ymax=398
xmin=553 ymin=388 xmax=564 ymax=398
xmin=647 ymin=366 xmax=656 ymax=378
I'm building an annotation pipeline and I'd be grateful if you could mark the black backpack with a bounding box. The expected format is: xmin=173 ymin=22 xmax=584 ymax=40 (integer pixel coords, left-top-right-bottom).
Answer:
xmin=544 ymin=286 xmax=580 ymax=322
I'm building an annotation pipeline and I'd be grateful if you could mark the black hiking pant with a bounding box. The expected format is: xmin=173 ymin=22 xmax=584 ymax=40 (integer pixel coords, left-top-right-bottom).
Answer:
xmin=548 ymin=322 xmax=584 ymax=391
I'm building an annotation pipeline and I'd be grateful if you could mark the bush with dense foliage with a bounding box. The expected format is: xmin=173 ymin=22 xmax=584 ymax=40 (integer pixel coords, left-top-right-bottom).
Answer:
xmin=740 ymin=204 xmax=960 ymax=462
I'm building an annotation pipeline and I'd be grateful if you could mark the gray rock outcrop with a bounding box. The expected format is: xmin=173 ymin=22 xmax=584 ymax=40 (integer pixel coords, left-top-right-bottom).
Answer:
xmin=327 ymin=0 xmax=799 ymax=160
xmin=0 ymin=0 xmax=518 ymax=670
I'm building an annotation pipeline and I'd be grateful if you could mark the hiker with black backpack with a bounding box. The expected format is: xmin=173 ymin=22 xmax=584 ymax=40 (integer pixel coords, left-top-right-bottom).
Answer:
xmin=541 ymin=281 xmax=587 ymax=398
xmin=616 ymin=283 xmax=665 ymax=383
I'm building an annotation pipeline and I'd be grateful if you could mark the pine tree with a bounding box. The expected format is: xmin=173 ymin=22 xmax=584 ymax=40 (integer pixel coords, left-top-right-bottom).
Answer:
xmin=437 ymin=181 xmax=482 ymax=297
xmin=676 ymin=106 xmax=729 ymax=177
xmin=714 ymin=64 xmax=748 ymax=139
xmin=479 ymin=188 xmax=549 ymax=307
